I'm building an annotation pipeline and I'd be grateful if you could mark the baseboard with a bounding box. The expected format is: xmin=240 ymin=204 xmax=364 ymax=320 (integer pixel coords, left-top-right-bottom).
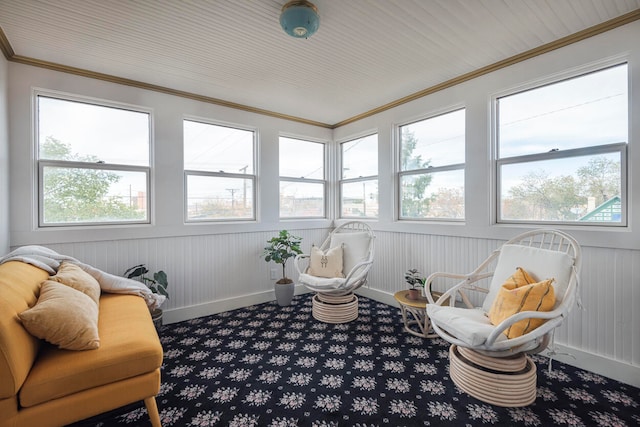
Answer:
xmin=357 ymin=286 xmax=640 ymax=389
xmin=163 ymin=285 xmax=311 ymax=324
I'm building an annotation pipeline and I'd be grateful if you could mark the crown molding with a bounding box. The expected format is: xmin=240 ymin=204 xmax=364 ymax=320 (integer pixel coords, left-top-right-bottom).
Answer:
xmin=1 ymin=8 xmax=638 ymax=130
xmin=333 ymin=8 xmax=640 ymax=128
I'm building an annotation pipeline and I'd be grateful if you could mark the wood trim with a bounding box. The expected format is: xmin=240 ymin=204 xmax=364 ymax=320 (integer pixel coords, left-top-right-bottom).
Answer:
xmin=332 ymin=9 xmax=640 ymax=128
xmin=0 ymin=8 xmax=638 ymax=129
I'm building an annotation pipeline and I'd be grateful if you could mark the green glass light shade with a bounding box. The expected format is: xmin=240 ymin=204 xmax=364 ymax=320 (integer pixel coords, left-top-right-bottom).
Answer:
xmin=280 ymin=1 xmax=320 ymax=39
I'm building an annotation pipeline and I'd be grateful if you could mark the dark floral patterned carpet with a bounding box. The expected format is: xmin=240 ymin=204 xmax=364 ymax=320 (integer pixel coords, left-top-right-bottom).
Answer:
xmin=70 ymin=295 xmax=639 ymax=426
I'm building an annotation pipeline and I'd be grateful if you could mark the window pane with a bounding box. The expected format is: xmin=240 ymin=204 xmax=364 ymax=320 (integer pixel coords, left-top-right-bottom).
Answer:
xmin=498 ymin=64 xmax=627 ymax=158
xmin=38 ymin=96 xmax=149 ymax=166
xmin=279 ymin=137 xmax=324 ymax=179
xmin=400 ymin=109 xmax=465 ymax=170
xmin=184 ymin=120 xmax=254 ymax=173
xmin=500 ymin=153 xmax=621 ymax=222
xmin=42 ymin=167 xmax=147 ymax=224
xmin=186 ymin=175 xmax=253 ymax=220
xmin=280 ymin=181 xmax=324 ymax=217
xmin=400 ymin=170 xmax=464 ymax=219
xmin=342 ymin=135 xmax=378 ymax=178
xmin=341 ymin=180 xmax=378 ymax=218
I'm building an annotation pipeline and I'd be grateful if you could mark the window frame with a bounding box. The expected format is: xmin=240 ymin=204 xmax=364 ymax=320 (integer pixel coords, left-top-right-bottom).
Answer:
xmin=397 ymin=108 xmax=466 ymax=222
xmin=493 ymin=63 xmax=628 ymax=227
xmin=183 ymin=118 xmax=257 ymax=223
xmin=35 ymin=91 xmax=152 ymax=228
xmin=279 ymin=136 xmax=327 ymax=219
xmin=339 ymin=133 xmax=379 ymax=219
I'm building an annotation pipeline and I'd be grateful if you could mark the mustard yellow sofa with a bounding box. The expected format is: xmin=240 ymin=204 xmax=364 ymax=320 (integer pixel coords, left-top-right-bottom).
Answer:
xmin=0 ymin=261 xmax=163 ymax=427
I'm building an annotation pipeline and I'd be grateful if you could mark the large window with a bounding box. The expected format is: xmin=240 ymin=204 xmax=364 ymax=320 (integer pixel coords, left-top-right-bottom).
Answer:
xmin=496 ymin=64 xmax=627 ymax=225
xmin=37 ymin=94 xmax=150 ymax=226
xmin=340 ymin=134 xmax=378 ymax=218
xmin=398 ymin=109 xmax=465 ymax=220
xmin=184 ymin=120 xmax=255 ymax=221
xmin=279 ymin=137 xmax=325 ymax=218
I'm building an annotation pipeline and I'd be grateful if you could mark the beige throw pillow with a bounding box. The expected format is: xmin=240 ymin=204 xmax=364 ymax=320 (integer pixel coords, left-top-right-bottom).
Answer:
xmin=19 ymin=280 xmax=100 ymax=350
xmin=308 ymin=245 xmax=345 ymax=278
xmin=51 ymin=261 xmax=101 ymax=305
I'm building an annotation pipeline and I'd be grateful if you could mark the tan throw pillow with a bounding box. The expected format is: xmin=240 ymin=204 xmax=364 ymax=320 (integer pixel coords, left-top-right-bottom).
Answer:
xmin=307 ymin=245 xmax=345 ymax=278
xmin=19 ymin=280 xmax=100 ymax=350
xmin=488 ymin=267 xmax=555 ymax=339
xmin=51 ymin=261 xmax=100 ymax=305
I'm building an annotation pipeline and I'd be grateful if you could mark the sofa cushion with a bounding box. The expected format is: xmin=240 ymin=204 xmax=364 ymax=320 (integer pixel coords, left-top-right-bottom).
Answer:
xmin=0 ymin=262 xmax=49 ymax=399
xmin=19 ymin=293 xmax=163 ymax=408
xmin=18 ymin=280 xmax=100 ymax=351
xmin=50 ymin=261 xmax=101 ymax=305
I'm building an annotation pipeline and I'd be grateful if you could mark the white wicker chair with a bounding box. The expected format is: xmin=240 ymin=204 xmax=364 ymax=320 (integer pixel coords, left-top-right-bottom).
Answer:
xmin=294 ymin=221 xmax=375 ymax=323
xmin=425 ymin=229 xmax=582 ymax=407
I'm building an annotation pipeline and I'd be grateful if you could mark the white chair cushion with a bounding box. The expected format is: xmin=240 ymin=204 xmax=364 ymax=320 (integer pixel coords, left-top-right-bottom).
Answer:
xmin=299 ymin=273 xmax=347 ymax=290
xmin=482 ymin=245 xmax=574 ymax=313
xmin=427 ymin=305 xmax=506 ymax=347
xmin=329 ymin=232 xmax=370 ymax=274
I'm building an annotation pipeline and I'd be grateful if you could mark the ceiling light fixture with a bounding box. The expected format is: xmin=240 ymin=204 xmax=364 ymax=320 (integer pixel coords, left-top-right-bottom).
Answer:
xmin=280 ymin=0 xmax=320 ymax=39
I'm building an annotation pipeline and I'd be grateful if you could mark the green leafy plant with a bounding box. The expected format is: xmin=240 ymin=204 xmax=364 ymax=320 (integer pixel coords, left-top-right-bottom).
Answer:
xmin=262 ymin=230 xmax=303 ymax=284
xmin=124 ymin=264 xmax=169 ymax=299
xmin=404 ymin=268 xmax=426 ymax=290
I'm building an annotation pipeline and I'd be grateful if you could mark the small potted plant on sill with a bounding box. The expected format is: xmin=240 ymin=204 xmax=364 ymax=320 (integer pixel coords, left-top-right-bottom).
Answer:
xmin=404 ymin=268 xmax=426 ymax=301
xmin=262 ymin=230 xmax=302 ymax=306
xmin=124 ymin=264 xmax=169 ymax=328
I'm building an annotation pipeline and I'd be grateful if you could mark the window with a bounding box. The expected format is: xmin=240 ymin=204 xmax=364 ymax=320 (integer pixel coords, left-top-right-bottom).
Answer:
xmin=496 ymin=64 xmax=627 ymax=225
xmin=37 ymin=94 xmax=150 ymax=226
xmin=398 ymin=109 xmax=465 ymax=220
xmin=184 ymin=120 xmax=255 ymax=221
xmin=340 ymin=134 xmax=378 ymax=218
xmin=279 ymin=137 xmax=325 ymax=218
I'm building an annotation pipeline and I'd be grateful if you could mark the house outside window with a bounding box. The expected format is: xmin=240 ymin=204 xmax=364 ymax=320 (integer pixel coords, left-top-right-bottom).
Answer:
xmin=340 ymin=134 xmax=378 ymax=218
xmin=184 ymin=120 xmax=256 ymax=221
xmin=279 ymin=137 xmax=325 ymax=218
xmin=398 ymin=109 xmax=465 ymax=220
xmin=496 ymin=63 xmax=627 ymax=225
xmin=37 ymin=94 xmax=150 ymax=226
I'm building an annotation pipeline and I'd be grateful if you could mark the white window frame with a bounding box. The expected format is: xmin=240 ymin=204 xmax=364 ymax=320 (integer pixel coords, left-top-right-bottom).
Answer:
xmin=339 ymin=133 xmax=378 ymax=219
xmin=279 ymin=136 xmax=327 ymax=219
xmin=494 ymin=63 xmax=628 ymax=227
xmin=183 ymin=118 xmax=257 ymax=223
xmin=397 ymin=108 xmax=466 ymax=222
xmin=35 ymin=91 xmax=152 ymax=227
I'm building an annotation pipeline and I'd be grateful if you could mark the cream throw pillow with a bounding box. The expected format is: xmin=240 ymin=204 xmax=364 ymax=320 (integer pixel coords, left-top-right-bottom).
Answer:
xmin=308 ymin=245 xmax=345 ymax=278
xmin=50 ymin=261 xmax=101 ymax=305
xmin=19 ymin=280 xmax=100 ymax=350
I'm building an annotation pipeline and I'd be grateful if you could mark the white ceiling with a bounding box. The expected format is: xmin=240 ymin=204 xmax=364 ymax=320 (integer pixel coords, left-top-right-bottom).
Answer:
xmin=0 ymin=0 xmax=639 ymax=127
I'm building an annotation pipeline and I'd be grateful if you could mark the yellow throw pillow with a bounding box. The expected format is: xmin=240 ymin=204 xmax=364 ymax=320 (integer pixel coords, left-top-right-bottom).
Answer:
xmin=19 ymin=280 xmax=100 ymax=350
xmin=488 ymin=267 xmax=555 ymax=339
xmin=308 ymin=245 xmax=345 ymax=278
xmin=50 ymin=261 xmax=101 ymax=305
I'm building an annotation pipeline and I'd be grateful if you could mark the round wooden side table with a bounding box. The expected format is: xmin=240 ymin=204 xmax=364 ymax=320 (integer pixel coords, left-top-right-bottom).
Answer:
xmin=393 ymin=290 xmax=438 ymax=338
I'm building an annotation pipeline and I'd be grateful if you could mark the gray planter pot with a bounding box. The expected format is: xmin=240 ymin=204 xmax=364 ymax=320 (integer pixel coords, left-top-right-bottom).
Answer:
xmin=274 ymin=282 xmax=295 ymax=306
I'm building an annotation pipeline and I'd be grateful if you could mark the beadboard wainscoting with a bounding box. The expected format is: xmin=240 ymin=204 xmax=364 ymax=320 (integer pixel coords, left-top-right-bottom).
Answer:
xmin=38 ymin=229 xmax=639 ymax=387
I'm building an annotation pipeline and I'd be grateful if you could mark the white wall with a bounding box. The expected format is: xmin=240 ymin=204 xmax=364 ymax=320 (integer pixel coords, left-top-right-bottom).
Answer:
xmin=5 ymin=20 xmax=640 ymax=387
xmin=0 ymin=54 xmax=8 ymax=255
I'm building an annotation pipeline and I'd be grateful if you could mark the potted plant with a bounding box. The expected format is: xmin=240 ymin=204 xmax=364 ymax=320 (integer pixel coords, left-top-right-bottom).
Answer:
xmin=262 ymin=230 xmax=302 ymax=306
xmin=124 ymin=264 xmax=169 ymax=328
xmin=404 ymin=268 xmax=426 ymax=300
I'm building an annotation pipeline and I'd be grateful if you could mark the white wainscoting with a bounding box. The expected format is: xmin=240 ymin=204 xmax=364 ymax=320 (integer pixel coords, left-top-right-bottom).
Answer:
xmin=42 ymin=228 xmax=639 ymax=387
